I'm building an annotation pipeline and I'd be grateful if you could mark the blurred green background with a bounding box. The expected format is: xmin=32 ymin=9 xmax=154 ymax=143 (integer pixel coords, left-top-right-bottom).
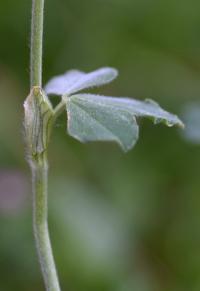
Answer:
xmin=0 ymin=0 xmax=200 ymax=290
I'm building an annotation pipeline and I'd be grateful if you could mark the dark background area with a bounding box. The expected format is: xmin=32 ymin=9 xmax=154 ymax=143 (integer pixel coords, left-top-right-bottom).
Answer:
xmin=0 ymin=0 xmax=200 ymax=290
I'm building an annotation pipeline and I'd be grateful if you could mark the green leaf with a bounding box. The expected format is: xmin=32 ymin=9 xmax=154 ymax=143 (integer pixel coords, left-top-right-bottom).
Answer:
xmin=45 ymin=67 xmax=118 ymax=96
xmin=69 ymin=94 xmax=184 ymax=128
xmin=66 ymin=95 xmax=139 ymax=152
xmin=66 ymin=94 xmax=183 ymax=151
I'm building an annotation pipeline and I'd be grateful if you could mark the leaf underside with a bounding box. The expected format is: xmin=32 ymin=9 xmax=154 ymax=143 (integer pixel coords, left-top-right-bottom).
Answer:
xmin=45 ymin=67 xmax=118 ymax=96
xmin=67 ymin=96 xmax=139 ymax=152
xmin=66 ymin=94 xmax=183 ymax=151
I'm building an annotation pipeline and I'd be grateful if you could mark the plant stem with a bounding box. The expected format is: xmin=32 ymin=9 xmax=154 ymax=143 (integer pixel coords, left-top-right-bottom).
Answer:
xmin=30 ymin=1 xmax=61 ymax=290
xmin=53 ymin=100 xmax=66 ymax=120
xmin=32 ymin=153 xmax=61 ymax=291
xmin=31 ymin=0 xmax=44 ymax=87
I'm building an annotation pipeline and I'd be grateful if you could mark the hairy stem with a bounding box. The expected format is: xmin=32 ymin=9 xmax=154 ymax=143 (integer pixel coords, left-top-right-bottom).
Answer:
xmin=30 ymin=1 xmax=61 ymax=290
xmin=31 ymin=153 xmax=61 ymax=291
xmin=31 ymin=0 xmax=44 ymax=87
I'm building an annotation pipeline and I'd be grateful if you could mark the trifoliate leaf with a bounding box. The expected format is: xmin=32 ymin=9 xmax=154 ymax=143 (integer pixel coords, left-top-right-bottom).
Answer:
xmin=66 ymin=95 xmax=139 ymax=152
xmin=66 ymin=94 xmax=183 ymax=151
xmin=45 ymin=67 xmax=118 ymax=96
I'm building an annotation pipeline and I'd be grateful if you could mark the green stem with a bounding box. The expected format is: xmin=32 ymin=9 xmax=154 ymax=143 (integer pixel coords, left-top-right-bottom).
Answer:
xmin=30 ymin=1 xmax=61 ymax=290
xmin=53 ymin=100 xmax=66 ymax=120
xmin=31 ymin=153 xmax=61 ymax=291
xmin=31 ymin=0 xmax=44 ymax=87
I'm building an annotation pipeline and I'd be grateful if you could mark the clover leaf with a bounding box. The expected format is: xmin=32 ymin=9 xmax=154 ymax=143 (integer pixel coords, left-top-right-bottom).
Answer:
xmin=45 ymin=67 xmax=183 ymax=151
